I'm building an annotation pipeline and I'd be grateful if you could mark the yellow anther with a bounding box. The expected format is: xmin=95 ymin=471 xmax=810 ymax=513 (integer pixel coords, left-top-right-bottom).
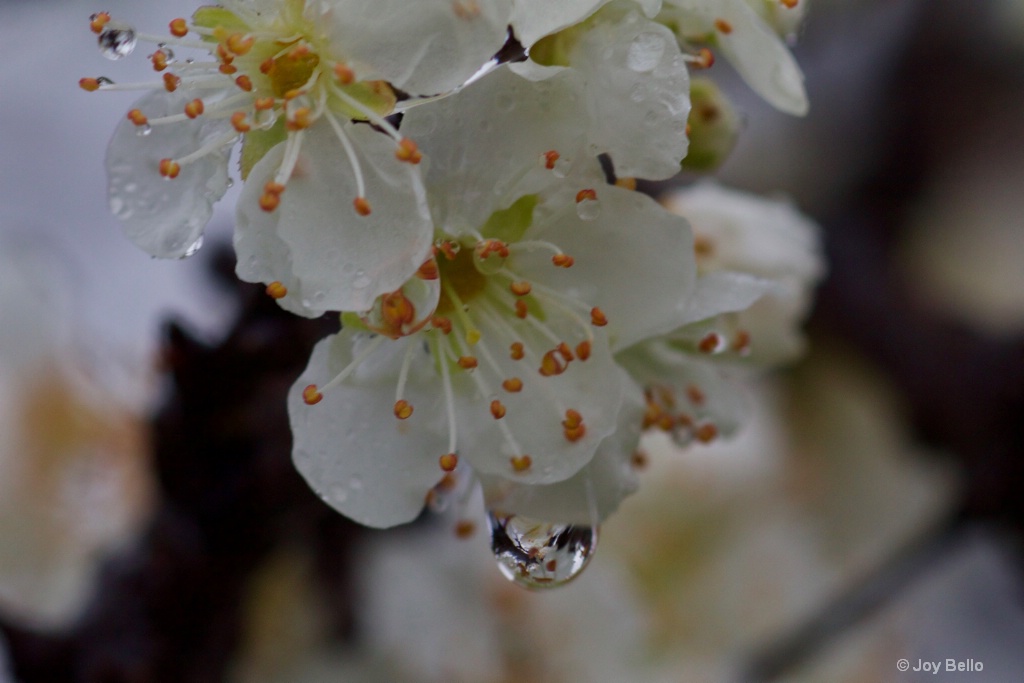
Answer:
xmin=714 ymin=18 xmax=733 ymax=34
xmin=127 ymin=109 xmax=148 ymax=126
xmin=695 ymin=423 xmax=718 ymax=443
xmin=333 ymin=63 xmax=355 ymax=85
xmin=395 ymin=138 xmax=422 ymax=164
xmin=514 ymin=300 xmax=528 ymax=319
xmin=216 ymin=44 xmax=234 ymax=65
xmin=169 ymin=18 xmax=188 ymax=38
xmin=226 ymin=33 xmax=254 ymax=56
xmin=510 ymin=455 xmax=533 ymax=472
xmin=302 ymin=384 xmax=323 ymax=405
xmin=89 ymin=12 xmax=111 ymax=34
xmin=457 ymin=356 xmax=478 ymax=369
xmin=286 ymin=107 xmax=311 ymax=130
xmin=437 ymin=241 xmax=459 ymax=260
xmin=543 ymin=150 xmax=560 ymax=170
xmin=184 ymin=98 xmax=205 ymax=118
xmin=564 ymin=423 xmax=586 ymax=442
xmin=575 ymin=340 xmax=591 ymax=361
xmin=615 ymin=177 xmax=638 ymax=190
xmin=490 ymin=400 xmax=507 ymax=419
xmin=259 ymin=192 xmax=281 ymax=212
xmin=590 ymin=307 xmax=608 ymax=327
xmin=575 ymin=188 xmax=597 ymax=203
xmin=453 ymin=0 xmax=481 ymax=20
xmin=231 ymin=111 xmax=251 ymax=133
xmin=439 ymin=453 xmax=459 ymax=472
xmin=509 ymin=281 xmax=532 ymax=296
xmin=539 ymin=349 xmax=566 ymax=377
xmin=163 ymin=73 xmax=181 ymax=92
xmin=502 ymin=378 xmax=523 ymax=393
xmin=254 ymin=97 xmax=275 ymax=111
xmin=694 ymin=235 xmax=715 ymax=257
xmin=79 ymin=77 xmax=101 ymax=92
xmin=562 ymin=409 xmax=582 ymax=429
xmin=394 ymin=399 xmax=414 ymax=419
xmin=265 ymin=281 xmax=287 ymax=299
xmin=465 ymin=329 xmax=481 ymax=345
xmin=288 ymin=44 xmax=311 ymax=60
xmin=509 ymin=342 xmax=524 ymax=360
xmin=353 ymin=197 xmax=372 ymax=216
xmin=158 ymin=158 xmax=180 ymax=179
xmin=235 ymin=75 xmax=253 ymax=92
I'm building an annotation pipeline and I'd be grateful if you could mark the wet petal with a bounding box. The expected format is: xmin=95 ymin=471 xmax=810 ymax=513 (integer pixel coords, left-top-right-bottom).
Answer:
xmin=235 ymin=122 xmax=433 ymax=315
xmin=510 ymin=0 xmax=607 ymax=45
xmin=106 ymin=90 xmax=232 ymax=258
xmin=290 ymin=331 xmax=449 ymax=528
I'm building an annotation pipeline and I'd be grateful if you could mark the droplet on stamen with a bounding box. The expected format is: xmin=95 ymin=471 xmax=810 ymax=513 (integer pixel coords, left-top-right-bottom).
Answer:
xmin=98 ymin=23 xmax=137 ymax=60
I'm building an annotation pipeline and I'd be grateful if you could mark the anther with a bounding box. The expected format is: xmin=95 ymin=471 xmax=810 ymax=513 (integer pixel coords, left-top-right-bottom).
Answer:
xmin=539 ymin=350 xmax=567 ymax=377
xmin=457 ymin=356 xmax=478 ymax=370
xmin=466 ymin=329 xmax=481 ymax=345
xmin=564 ymin=423 xmax=586 ymax=442
xmin=509 ymin=342 xmax=524 ymax=360
xmin=509 ymin=281 xmax=531 ymax=296
xmin=575 ymin=340 xmax=591 ymax=361
xmin=217 ymin=44 xmax=234 ymax=64
xmin=151 ymin=51 xmax=168 ymax=71
xmin=695 ymin=47 xmax=715 ymax=69
xmin=563 ymin=409 xmax=582 ymax=429
xmin=733 ymin=330 xmax=752 ymax=354
xmin=169 ymin=18 xmax=188 ymax=37
xmin=79 ymin=77 xmax=101 ymax=92
xmin=254 ymin=97 xmax=275 ymax=111
xmin=416 ymin=259 xmax=439 ymax=281
xmin=219 ymin=63 xmax=238 ymax=75
xmin=265 ymin=281 xmax=288 ymax=299
xmin=226 ymin=33 xmax=254 ymax=56
xmin=698 ymin=332 xmax=721 ymax=353
xmin=590 ymin=307 xmax=608 ymax=327
xmin=615 ymin=177 xmax=638 ymax=190
xmin=184 ymin=99 xmax=205 ymax=118
xmin=259 ymin=192 xmax=281 ymax=212
xmin=302 ymin=384 xmax=323 ymax=405
xmin=163 ymin=73 xmax=181 ymax=92
xmin=514 ymin=300 xmax=528 ymax=319
xmin=158 ymin=158 xmax=181 ymax=179
xmin=714 ymin=18 xmax=733 ymax=34
xmin=394 ymin=399 xmax=414 ymax=419
xmin=259 ymin=58 xmax=275 ymax=74
xmin=439 ymin=453 xmax=458 ymax=472
xmin=287 ymin=44 xmax=311 ymax=60
xmin=695 ymin=423 xmax=718 ymax=443
xmin=686 ymin=385 xmax=706 ymax=405
xmin=333 ymin=63 xmax=355 ymax=85
xmin=631 ymin=450 xmax=649 ymax=469
xmin=286 ymin=107 xmax=312 ymax=130
xmin=353 ymin=197 xmax=372 ymax=216
xmin=552 ymin=253 xmax=574 ymax=268
xmin=781 ymin=0 xmax=799 ymax=7
xmin=395 ymin=138 xmax=422 ymax=164
xmin=431 ymin=316 xmax=453 ymax=334
xmin=502 ymin=378 xmax=523 ymax=393
xmin=235 ymin=75 xmax=253 ymax=92
xmin=127 ymin=109 xmax=148 ymax=126
xmin=90 ymin=12 xmax=111 ymax=34
xmin=575 ymin=188 xmax=597 ymax=203
xmin=454 ymin=520 xmax=476 ymax=538
xmin=490 ymin=400 xmax=507 ymax=419
xmin=475 ymin=239 xmax=509 ymax=260
xmin=543 ymin=150 xmax=560 ymax=170
xmin=231 ymin=112 xmax=251 ymax=133
xmin=437 ymin=241 xmax=458 ymax=260
xmin=694 ymin=235 xmax=715 ymax=257
xmin=557 ymin=342 xmax=574 ymax=362
xmin=510 ymin=455 xmax=532 ymax=472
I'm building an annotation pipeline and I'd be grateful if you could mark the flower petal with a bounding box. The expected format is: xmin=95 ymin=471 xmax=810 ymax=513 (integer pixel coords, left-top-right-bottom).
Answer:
xmin=325 ymin=0 xmax=511 ymax=95
xmin=510 ymin=0 xmax=607 ymax=45
xmin=290 ymin=331 xmax=449 ymax=528
xmin=106 ymin=90 xmax=232 ymax=258
xmin=235 ymin=122 xmax=433 ymax=315
xmin=680 ymin=271 xmax=774 ymax=326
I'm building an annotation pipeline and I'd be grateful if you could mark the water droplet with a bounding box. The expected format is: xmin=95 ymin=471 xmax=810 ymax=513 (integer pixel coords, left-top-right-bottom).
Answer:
xmin=180 ymin=236 xmax=204 ymax=258
xmin=96 ymin=76 xmax=115 ymax=85
xmin=157 ymin=44 xmax=176 ymax=63
xmin=135 ymin=123 xmax=152 ymax=137
xmin=575 ymin=198 xmax=600 ymax=221
xmin=551 ymin=156 xmax=571 ymax=178
xmin=254 ymin=109 xmax=277 ymax=129
xmin=626 ymin=32 xmax=665 ymax=73
xmin=226 ymin=177 xmax=235 ymax=189
xmin=629 ymin=83 xmax=645 ymax=103
xmin=488 ymin=512 xmax=598 ymax=589
xmin=495 ymin=93 xmax=515 ymax=112
xmin=350 ymin=477 xmax=363 ymax=491
xmin=352 ymin=270 xmax=371 ymax=289
xmin=98 ymin=23 xmax=137 ymax=60
xmin=329 ymin=484 xmax=348 ymax=503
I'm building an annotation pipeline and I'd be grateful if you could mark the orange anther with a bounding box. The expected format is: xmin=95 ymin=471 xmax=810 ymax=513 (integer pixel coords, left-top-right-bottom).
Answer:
xmin=394 ymin=399 xmax=414 ymax=419
xmin=431 ymin=316 xmax=453 ymax=334
xmin=79 ymin=77 xmax=101 ymax=92
xmin=163 ymin=73 xmax=181 ymax=92
xmin=259 ymin=58 xmax=275 ymax=74
xmin=380 ymin=290 xmax=415 ymax=331
xmin=169 ymin=18 xmax=188 ymax=37
xmin=698 ymin=332 xmax=721 ymax=353
xmin=395 ymin=138 xmax=422 ymax=164
xmin=333 ymin=63 xmax=355 ymax=85
xmin=781 ymin=0 xmax=799 ymax=7
xmin=158 ymin=158 xmax=180 ymax=179
xmin=552 ymin=253 xmax=574 ymax=268
xmin=564 ymin=424 xmax=586 ymax=442
xmin=231 ymin=112 xmax=251 ymax=133
xmin=686 ymin=385 xmax=706 ymax=405
xmin=302 ymin=384 xmax=323 ymax=405
xmin=264 ymin=182 xmax=286 ymax=196
xmin=151 ymin=51 xmax=168 ymax=71
xmin=695 ymin=423 xmax=718 ymax=443
xmin=543 ymin=150 xmax=560 ymax=170
xmin=219 ymin=63 xmax=238 ymax=75
xmin=631 ymin=450 xmax=648 ymax=469
xmin=439 ymin=453 xmax=459 ymax=472
xmin=286 ymin=107 xmax=311 ymax=130
xmin=254 ymin=97 xmax=275 ymax=110
xmin=510 ymin=455 xmax=532 ymax=472
xmin=416 ymin=259 xmax=439 ymax=281
xmin=509 ymin=281 xmax=532 ymax=296
xmin=490 ymin=400 xmax=507 ymax=419
xmin=575 ymin=340 xmax=591 ymax=361
xmin=457 ymin=356 xmax=478 ymax=370
xmin=259 ymin=192 xmax=281 ymax=212
xmin=437 ymin=241 xmax=458 ymax=260
xmin=235 ymin=75 xmax=253 ymax=92
xmin=216 ymin=44 xmax=234 ymax=64
xmin=184 ymin=99 xmax=205 ymax=118
xmin=265 ymin=281 xmax=288 ymax=299
xmin=353 ymin=197 xmax=372 ymax=216
xmin=226 ymin=33 xmax=254 ymax=55
xmin=733 ymin=330 xmax=752 ymax=353
xmin=714 ymin=18 xmax=733 ymax=34
xmin=539 ymin=349 xmax=566 ymax=377
xmin=575 ymin=188 xmax=597 ymax=203
xmin=694 ymin=235 xmax=715 ymax=257
xmin=557 ymin=342 xmax=574 ymax=362
xmin=127 ymin=109 xmax=148 ymax=126
xmin=696 ymin=47 xmax=715 ymax=69
xmin=590 ymin=307 xmax=608 ymax=327
xmin=454 ymin=520 xmax=476 ymax=538
xmin=615 ymin=177 xmax=638 ymax=190
xmin=288 ymin=44 xmax=311 ymax=60
xmin=90 ymin=12 xmax=111 ymax=34
xmin=509 ymin=342 xmax=524 ymax=360
xmin=563 ymin=409 xmax=582 ymax=429
xmin=502 ymin=377 xmax=523 ymax=393
xmin=514 ymin=300 xmax=528 ymax=319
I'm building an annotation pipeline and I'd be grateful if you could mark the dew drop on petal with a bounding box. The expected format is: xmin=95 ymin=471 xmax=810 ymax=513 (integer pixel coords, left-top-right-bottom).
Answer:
xmin=488 ymin=511 xmax=598 ymax=589
xmin=575 ymin=198 xmax=600 ymax=221
xmin=98 ymin=23 xmax=137 ymax=60
xmin=626 ymin=32 xmax=665 ymax=73
xmin=135 ymin=123 xmax=152 ymax=137
xmin=179 ymin=235 xmax=204 ymax=259
xmin=157 ymin=44 xmax=176 ymax=63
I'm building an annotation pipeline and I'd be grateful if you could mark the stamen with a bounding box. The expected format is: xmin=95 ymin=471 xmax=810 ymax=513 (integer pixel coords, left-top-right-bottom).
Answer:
xmin=509 ymin=281 xmax=531 ymax=296
xmin=490 ymin=400 xmax=506 ymax=419
xmin=305 ymin=335 xmax=385 ymax=401
xmin=441 ymin=280 xmax=482 ymax=345
xmin=439 ymin=453 xmax=459 ymax=472
xmin=509 ymin=342 xmax=524 ymax=360
xmin=781 ymin=0 xmax=799 ymax=8
xmin=79 ymin=78 xmax=101 ymax=92
xmin=394 ymin=337 xmax=416 ymax=412
xmin=184 ymin=98 xmax=205 ymax=118
xmin=231 ymin=111 xmax=251 ymax=132
xmin=615 ymin=177 xmax=638 ymax=190
xmin=431 ymin=316 xmax=453 ymax=334
xmin=510 ymin=455 xmax=532 ymax=472
xmin=265 ymin=281 xmax=287 ymax=299
xmin=333 ymin=62 xmax=355 ymax=85
xmin=434 ymin=336 xmax=459 ymax=455
xmin=324 ymin=111 xmax=370 ymax=212
xmin=502 ymin=378 xmax=523 ymax=392
xmin=159 ymin=158 xmax=180 ymax=178
xmin=394 ymin=399 xmax=414 ymax=419
xmin=90 ymin=12 xmax=111 ymax=34
xmin=454 ymin=520 xmax=476 ymax=538
xmin=575 ymin=188 xmax=597 ymax=203
xmin=272 ymin=129 xmax=305 ymax=186
xmin=590 ymin=307 xmax=608 ymax=327
xmin=575 ymin=340 xmax=591 ymax=360
xmin=127 ymin=109 xmax=148 ymax=126
xmin=698 ymin=332 xmax=721 ymax=353
xmin=695 ymin=423 xmax=718 ymax=443
xmin=163 ymin=73 xmax=181 ymax=92
xmin=552 ymin=253 xmax=575 ymax=268
xmin=151 ymin=51 xmax=168 ymax=71
xmin=226 ymin=33 xmax=255 ymax=56
xmin=353 ymin=197 xmax=372 ymax=216
xmin=714 ymin=18 xmax=733 ymax=34
xmin=395 ymin=138 xmax=422 ymax=164
xmin=169 ymin=18 xmax=188 ymax=37
xmin=235 ymin=75 xmax=253 ymax=91
xmin=457 ymin=356 xmax=478 ymax=369
xmin=174 ymin=130 xmax=238 ymax=167
xmin=515 ymin=300 xmax=528 ymax=319
xmin=562 ymin=408 xmax=586 ymax=442
xmin=539 ymin=350 xmax=566 ymax=377
xmin=302 ymin=384 xmax=323 ymax=405
xmin=543 ymin=150 xmax=560 ymax=170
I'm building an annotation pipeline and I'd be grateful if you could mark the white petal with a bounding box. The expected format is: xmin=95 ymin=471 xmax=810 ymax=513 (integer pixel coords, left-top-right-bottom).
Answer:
xmin=514 ymin=183 xmax=697 ymax=352
xmin=235 ymin=122 xmax=433 ymax=314
xmin=106 ymin=90 xmax=232 ymax=258
xmin=479 ymin=369 xmax=645 ymax=524
xmin=290 ymin=332 xmax=449 ymax=528
xmin=510 ymin=0 xmax=607 ymax=45
xmin=680 ymin=270 xmax=773 ymax=326
xmin=324 ymin=0 xmax=511 ymax=95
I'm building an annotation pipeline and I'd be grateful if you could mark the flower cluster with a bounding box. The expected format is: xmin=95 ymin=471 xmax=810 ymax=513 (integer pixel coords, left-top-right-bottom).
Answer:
xmin=84 ymin=0 xmax=818 ymax=586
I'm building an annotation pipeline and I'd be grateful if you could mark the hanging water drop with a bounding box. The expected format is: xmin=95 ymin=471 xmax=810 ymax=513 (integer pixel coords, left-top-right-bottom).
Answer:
xmin=575 ymin=197 xmax=600 ymax=221
xmin=135 ymin=123 xmax=152 ymax=137
xmin=98 ymin=23 xmax=137 ymax=60
xmin=626 ymin=32 xmax=665 ymax=73
xmin=180 ymin=235 xmax=204 ymax=258
xmin=488 ymin=511 xmax=598 ymax=589
xmin=157 ymin=43 xmax=176 ymax=63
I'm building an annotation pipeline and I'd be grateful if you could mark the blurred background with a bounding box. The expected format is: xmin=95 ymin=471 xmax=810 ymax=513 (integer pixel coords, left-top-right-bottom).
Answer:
xmin=0 ymin=0 xmax=1022 ymax=681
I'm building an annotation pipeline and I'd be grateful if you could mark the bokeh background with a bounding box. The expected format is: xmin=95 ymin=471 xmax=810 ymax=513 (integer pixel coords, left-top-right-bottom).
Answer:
xmin=0 ymin=0 xmax=1022 ymax=681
